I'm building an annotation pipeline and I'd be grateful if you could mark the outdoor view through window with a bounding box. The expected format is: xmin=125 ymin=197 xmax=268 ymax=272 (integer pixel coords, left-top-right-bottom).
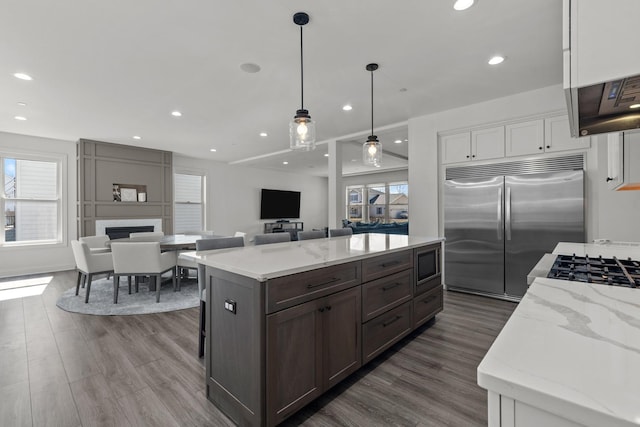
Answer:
xmin=2 ymin=157 xmax=58 ymax=244
xmin=347 ymin=182 xmax=408 ymax=224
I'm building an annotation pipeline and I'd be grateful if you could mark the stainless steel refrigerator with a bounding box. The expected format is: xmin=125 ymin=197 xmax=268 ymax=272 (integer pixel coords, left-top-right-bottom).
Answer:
xmin=444 ymin=170 xmax=584 ymax=299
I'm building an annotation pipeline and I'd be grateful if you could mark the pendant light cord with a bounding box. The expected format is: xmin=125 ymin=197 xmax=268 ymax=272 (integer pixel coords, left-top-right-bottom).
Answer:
xmin=370 ymin=69 xmax=374 ymax=136
xmin=300 ymin=26 xmax=304 ymax=110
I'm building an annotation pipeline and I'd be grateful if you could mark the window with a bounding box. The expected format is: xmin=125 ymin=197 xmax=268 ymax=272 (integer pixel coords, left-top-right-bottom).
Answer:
xmin=346 ymin=181 xmax=408 ymax=224
xmin=2 ymin=156 xmax=61 ymax=245
xmin=174 ymin=172 xmax=205 ymax=233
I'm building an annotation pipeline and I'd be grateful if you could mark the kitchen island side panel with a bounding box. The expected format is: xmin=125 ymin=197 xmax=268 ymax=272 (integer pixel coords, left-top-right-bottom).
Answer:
xmin=207 ymin=267 xmax=265 ymax=427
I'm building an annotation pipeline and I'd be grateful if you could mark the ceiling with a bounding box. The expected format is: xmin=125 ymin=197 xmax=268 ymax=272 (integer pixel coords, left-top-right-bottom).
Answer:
xmin=0 ymin=0 xmax=563 ymax=176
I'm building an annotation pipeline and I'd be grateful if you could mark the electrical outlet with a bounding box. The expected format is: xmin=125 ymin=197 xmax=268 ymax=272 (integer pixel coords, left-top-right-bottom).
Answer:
xmin=224 ymin=299 xmax=237 ymax=314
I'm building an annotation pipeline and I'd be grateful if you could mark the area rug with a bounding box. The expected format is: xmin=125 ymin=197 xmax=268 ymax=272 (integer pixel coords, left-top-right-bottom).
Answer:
xmin=56 ymin=276 xmax=199 ymax=315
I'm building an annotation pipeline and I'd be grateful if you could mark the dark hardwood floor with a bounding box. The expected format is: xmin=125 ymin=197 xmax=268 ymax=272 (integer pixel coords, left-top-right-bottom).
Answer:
xmin=0 ymin=271 xmax=516 ymax=427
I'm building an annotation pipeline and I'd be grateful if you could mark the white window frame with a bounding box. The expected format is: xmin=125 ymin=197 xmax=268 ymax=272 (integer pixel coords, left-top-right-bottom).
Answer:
xmin=173 ymin=169 xmax=206 ymax=233
xmin=346 ymin=181 xmax=408 ymax=224
xmin=0 ymin=149 xmax=66 ymax=248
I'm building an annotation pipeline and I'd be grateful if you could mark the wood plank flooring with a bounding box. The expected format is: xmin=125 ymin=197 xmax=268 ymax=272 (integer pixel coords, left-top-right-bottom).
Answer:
xmin=0 ymin=271 xmax=516 ymax=426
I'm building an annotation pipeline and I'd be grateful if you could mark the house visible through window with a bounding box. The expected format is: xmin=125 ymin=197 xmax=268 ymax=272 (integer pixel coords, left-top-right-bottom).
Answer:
xmin=2 ymin=156 xmax=60 ymax=245
xmin=346 ymin=182 xmax=408 ymax=224
xmin=174 ymin=172 xmax=205 ymax=233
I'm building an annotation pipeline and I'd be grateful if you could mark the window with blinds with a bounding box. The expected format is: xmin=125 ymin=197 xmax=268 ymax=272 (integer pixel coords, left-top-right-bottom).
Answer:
xmin=2 ymin=157 xmax=60 ymax=245
xmin=174 ymin=173 xmax=204 ymax=233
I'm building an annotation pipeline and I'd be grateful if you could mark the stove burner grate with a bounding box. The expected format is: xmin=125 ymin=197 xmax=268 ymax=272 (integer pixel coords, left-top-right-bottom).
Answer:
xmin=547 ymin=254 xmax=640 ymax=288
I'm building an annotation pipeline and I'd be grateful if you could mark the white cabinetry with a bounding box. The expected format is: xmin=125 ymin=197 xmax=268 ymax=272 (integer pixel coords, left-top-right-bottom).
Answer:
xmin=488 ymin=393 xmax=582 ymax=427
xmin=441 ymin=127 xmax=504 ymax=164
xmin=544 ymin=116 xmax=590 ymax=153
xmin=505 ymin=120 xmax=544 ymax=157
xmin=607 ymin=130 xmax=640 ymax=190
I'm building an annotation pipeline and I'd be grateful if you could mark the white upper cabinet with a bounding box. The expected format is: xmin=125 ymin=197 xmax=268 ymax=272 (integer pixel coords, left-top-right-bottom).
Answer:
xmin=441 ymin=127 xmax=504 ymax=164
xmin=441 ymin=133 xmax=471 ymax=164
xmin=544 ymin=116 xmax=590 ymax=153
xmin=472 ymin=127 xmax=505 ymax=161
xmin=505 ymin=120 xmax=544 ymax=157
xmin=607 ymin=130 xmax=640 ymax=191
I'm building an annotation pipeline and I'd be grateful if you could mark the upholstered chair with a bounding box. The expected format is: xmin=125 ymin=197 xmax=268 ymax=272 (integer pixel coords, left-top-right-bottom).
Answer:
xmin=71 ymin=240 xmax=114 ymax=303
xmin=297 ymin=230 xmax=326 ymax=240
xmin=129 ymin=231 xmax=164 ymax=241
xmin=187 ymin=236 xmax=245 ymax=358
xmin=329 ymin=228 xmax=353 ymax=237
xmin=110 ymin=242 xmax=176 ymax=303
xmin=79 ymin=235 xmax=111 ymax=253
xmin=254 ymin=233 xmax=291 ymax=245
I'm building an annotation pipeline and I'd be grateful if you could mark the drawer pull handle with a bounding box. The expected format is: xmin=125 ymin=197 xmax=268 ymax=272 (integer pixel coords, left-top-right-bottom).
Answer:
xmin=381 ymin=260 xmax=400 ymax=268
xmin=382 ymin=282 xmax=401 ymax=291
xmin=383 ymin=315 xmax=401 ymax=327
xmin=423 ymin=296 xmax=436 ymax=304
xmin=318 ymin=305 xmax=332 ymax=313
xmin=307 ymin=277 xmax=340 ymax=289
xmin=319 ymin=307 xmax=325 ymax=313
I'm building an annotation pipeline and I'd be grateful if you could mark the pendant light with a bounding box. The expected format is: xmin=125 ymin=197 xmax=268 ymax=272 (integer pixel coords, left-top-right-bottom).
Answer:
xmin=290 ymin=12 xmax=316 ymax=151
xmin=363 ymin=63 xmax=382 ymax=166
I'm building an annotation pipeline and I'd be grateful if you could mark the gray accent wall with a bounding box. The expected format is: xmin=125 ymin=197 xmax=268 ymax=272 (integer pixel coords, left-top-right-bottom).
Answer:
xmin=77 ymin=139 xmax=173 ymax=236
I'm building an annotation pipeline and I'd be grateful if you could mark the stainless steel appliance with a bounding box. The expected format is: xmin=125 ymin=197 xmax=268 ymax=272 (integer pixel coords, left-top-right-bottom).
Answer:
xmin=547 ymin=254 xmax=639 ymax=288
xmin=444 ymin=157 xmax=585 ymax=299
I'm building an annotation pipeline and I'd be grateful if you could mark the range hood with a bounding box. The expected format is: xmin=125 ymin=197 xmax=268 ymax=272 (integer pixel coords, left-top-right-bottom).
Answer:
xmin=568 ymin=73 xmax=640 ymax=137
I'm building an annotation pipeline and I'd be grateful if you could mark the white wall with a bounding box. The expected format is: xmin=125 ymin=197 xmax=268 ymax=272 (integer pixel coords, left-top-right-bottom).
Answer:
xmin=408 ymin=83 xmax=640 ymax=243
xmin=0 ymin=132 xmax=76 ymax=278
xmin=173 ymin=155 xmax=328 ymax=241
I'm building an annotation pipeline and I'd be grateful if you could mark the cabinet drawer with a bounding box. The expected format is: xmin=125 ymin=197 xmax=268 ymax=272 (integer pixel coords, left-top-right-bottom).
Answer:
xmin=413 ymin=286 xmax=443 ymax=328
xmin=266 ymin=261 xmax=361 ymax=314
xmin=362 ymin=301 xmax=412 ymax=363
xmin=362 ymin=250 xmax=413 ymax=282
xmin=415 ymin=274 xmax=441 ymax=297
xmin=362 ymin=269 xmax=412 ymax=322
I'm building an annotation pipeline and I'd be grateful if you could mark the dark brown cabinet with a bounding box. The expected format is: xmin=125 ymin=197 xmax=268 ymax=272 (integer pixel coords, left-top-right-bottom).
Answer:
xmin=266 ymin=287 xmax=361 ymax=426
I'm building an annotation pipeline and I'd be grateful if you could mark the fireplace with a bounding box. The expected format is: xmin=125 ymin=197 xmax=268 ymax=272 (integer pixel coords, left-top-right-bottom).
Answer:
xmin=95 ymin=218 xmax=163 ymax=237
xmin=105 ymin=226 xmax=155 ymax=240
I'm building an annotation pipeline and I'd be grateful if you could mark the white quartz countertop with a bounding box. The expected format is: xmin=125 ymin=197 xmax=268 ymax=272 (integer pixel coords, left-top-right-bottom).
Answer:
xmin=478 ymin=244 xmax=640 ymax=426
xmin=181 ymin=234 xmax=443 ymax=281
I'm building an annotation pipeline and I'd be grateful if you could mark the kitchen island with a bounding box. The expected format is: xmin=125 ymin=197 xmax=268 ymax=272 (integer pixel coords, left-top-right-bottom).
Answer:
xmin=191 ymin=233 xmax=444 ymax=426
xmin=478 ymin=242 xmax=640 ymax=427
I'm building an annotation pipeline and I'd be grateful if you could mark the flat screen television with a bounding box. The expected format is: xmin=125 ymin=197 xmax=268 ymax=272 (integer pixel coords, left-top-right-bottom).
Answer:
xmin=260 ymin=189 xmax=301 ymax=220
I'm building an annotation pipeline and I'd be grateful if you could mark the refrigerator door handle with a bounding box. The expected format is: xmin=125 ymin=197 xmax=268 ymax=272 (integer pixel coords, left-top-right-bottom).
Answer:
xmin=505 ymin=186 xmax=512 ymax=241
xmin=497 ymin=187 xmax=503 ymax=240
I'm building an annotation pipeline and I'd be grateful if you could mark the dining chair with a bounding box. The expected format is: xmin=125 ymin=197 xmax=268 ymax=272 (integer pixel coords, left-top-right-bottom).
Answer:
xmin=129 ymin=231 xmax=164 ymax=241
xmin=110 ymin=242 xmax=176 ymax=303
xmin=79 ymin=235 xmax=111 ymax=253
xmin=297 ymin=230 xmax=326 ymax=240
xmin=71 ymin=240 xmax=114 ymax=303
xmin=254 ymin=233 xmax=291 ymax=245
xmin=329 ymin=228 xmax=353 ymax=237
xmin=188 ymin=236 xmax=245 ymax=358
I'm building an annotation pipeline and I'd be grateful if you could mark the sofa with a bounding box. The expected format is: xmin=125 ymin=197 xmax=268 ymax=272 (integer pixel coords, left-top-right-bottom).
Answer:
xmin=343 ymin=220 xmax=408 ymax=235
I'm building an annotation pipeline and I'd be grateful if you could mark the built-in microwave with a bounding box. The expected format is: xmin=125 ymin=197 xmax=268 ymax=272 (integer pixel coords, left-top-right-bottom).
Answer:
xmin=415 ymin=244 xmax=441 ymax=295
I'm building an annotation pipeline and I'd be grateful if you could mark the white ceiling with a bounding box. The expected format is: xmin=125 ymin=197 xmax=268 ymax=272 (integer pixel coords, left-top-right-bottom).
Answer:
xmin=0 ymin=0 xmax=562 ymax=176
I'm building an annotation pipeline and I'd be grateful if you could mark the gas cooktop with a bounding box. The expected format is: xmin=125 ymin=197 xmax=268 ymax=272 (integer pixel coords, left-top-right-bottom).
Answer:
xmin=547 ymin=254 xmax=640 ymax=288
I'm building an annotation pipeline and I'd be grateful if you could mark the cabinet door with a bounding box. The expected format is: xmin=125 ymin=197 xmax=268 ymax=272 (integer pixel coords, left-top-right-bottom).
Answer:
xmin=505 ymin=120 xmax=544 ymax=157
xmin=441 ymin=132 xmax=471 ymax=164
xmin=322 ymin=287 xmax=362 ymax=390
xmin=606 ymin=133 xmax=624 ymax=190
xmin=472 ymin=126 xmax=505 ymax=161
xmin=266 ymin=299 xmax=323 ymax=426
xmin=544 ymin=115 xmax=590 ymax=153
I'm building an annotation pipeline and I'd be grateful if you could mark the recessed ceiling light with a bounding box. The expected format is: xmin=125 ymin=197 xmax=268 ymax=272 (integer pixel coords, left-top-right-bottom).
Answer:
xmin=630 ymin=104 xmax=640 ymax=109
xmin=240 ymin=63 xmax=261 ymax=73
xmin=394 ymin=139 xmax=402 ymax=144
xmin=404 ymin=139 xmax=408 ymax=142
xmin=14 ymin=116 xmax=27 ymax=121
xmin=133 ymin=135 xmax=142 ymax=140
xmin=324 ymin=153 xmax=329 ymax=157
xmin=13 ymin=73 xmax=32 ymax=81
xmin=342 ymin=105 xmax=353 ymax=111
xmin=17 ymin=102 xmax=27 ymax=107
xmin=488 ymin=56 xmax=505 ymax=65
xmin=453 ymin=0 xmax=475 ymax=11
xmin=171 ymin=111 xmax=182 ymax=117
xmin=210 ymin=148 xmax=217 ymax=152
xmin=260 ymin=132 xmax=268 ymax=137
xmin=283 ymin=161 xmax=289 ymax=165
xmin=399 ymin=88 xmax=408 ymax=92
xmin=351 ymin=159 xmax=358 ymax=162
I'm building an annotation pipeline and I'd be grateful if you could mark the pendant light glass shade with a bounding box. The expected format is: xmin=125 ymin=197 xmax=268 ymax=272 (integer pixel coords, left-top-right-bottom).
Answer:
xmin=290 ymin=12 xmax=316 ymax=151
xmin=363 ymin=135 xmax=382 ymax=166
xmin=290 ymin=109 xmax=316 ymax=151
xmin=363 ymin=63 xmax=382 ymax=166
